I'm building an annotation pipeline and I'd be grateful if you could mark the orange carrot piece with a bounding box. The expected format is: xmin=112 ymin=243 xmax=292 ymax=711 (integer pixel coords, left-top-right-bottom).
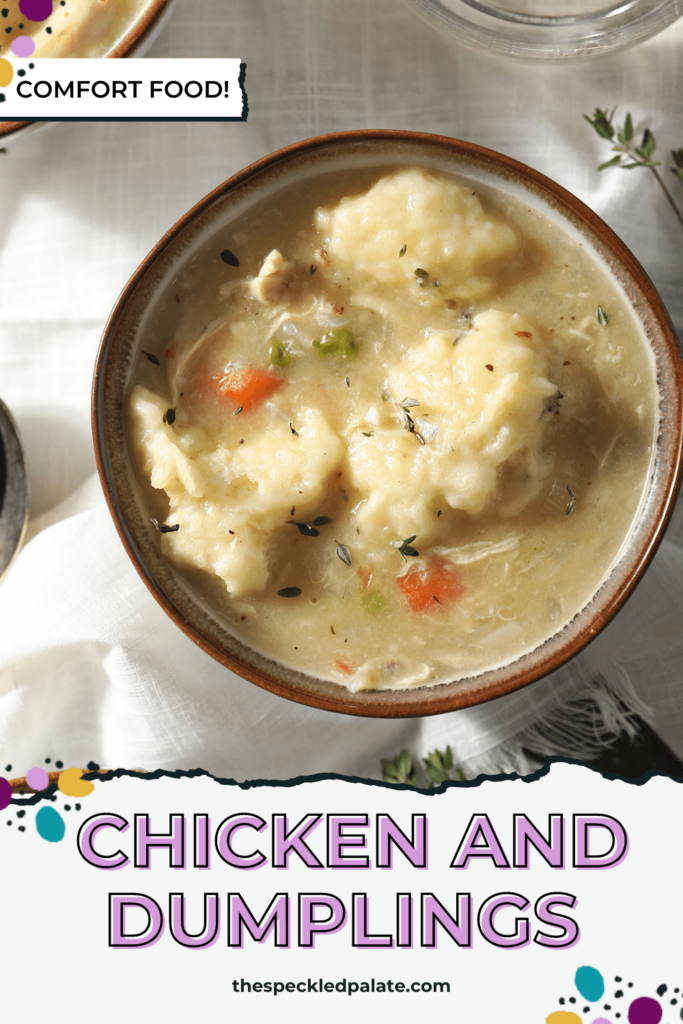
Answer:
xmin=397 ymin=557 xmax=462 ymax=612
xmin=356 ymin=567 xmax=373 ymax=590
xmin=214 ymin=365 xmax=284 ymax=411
xmin=335 ymin=659 xmax=354 ymax=675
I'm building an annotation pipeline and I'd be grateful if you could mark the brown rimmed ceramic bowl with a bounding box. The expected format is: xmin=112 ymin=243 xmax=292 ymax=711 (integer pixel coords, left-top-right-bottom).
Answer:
xmin=0 ymin=0 xmax=176 ymax=142
xmin=93 ymin=129 xmax=683 ymax=719
xmin=0 ymin=396 xmax=29 ymax=585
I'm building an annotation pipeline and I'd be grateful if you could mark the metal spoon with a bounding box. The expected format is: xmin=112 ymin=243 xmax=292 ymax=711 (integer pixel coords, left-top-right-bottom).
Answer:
xmin=0 ymin=397 xmax=29 ymax=584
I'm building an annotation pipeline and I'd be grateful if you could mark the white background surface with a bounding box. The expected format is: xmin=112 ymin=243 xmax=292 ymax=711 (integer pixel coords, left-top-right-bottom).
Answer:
xmin=1 ymin=765 xmax=680 ymax=1023
xmin=1 ymin=1 xmax=683 ymax=779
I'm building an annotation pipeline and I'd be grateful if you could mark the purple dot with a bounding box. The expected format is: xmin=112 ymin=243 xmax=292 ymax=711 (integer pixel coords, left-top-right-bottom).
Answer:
xmin=26 ymin=766 xmax=49 ymax=791
xmin=11 ymin=35 xmax=35 ymax=56
xmin=627 ymin=998 xmax=662 ymax=1024
xmin=18 ymin=0 xmax=52 ymax=22
xmin=0 ymin=778 xmax=11 ymax=810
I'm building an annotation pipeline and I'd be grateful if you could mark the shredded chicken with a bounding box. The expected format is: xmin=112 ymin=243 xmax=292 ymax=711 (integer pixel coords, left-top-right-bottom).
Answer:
xmin=249 ymin=249 xmax=297 ymax=304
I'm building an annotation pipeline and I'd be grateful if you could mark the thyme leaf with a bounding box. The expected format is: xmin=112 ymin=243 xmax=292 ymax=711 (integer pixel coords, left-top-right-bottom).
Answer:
xmin=584 ymin=107 xmax=683 ymax=232
xmin=565 ymin=484 xmax=576 ymax=515
xmin=286 ymin=520 xmax=319 ymax=537
xmin=381 ymin=750 xmax=418 ymax=787
xmin=313 ymin=516 xmax=332 ymax=526
xmin=583 ymin=107 xmax=615 ymax=140
xmin=396 ymin=534 xmax=419 ymax=561
xmin=672 ymin=147 xmax=683 ymax=184
xmin=335 ymin=542 xmax=353 ymax=567
xmin=597 ymin=304 xmax=610 ymax=326
xmin=398 ymin=244 xmax=407 ymax=258
xmin=544 ymin=389 xmax=564 ymax=417
xmin=220 ymin=249 xmax=240 ymax=267
xmin=381 ymin=746 xmax=465 ymax=788
xmin=277 ymin=586 xmax=302 ymax=598
xmin=398 ymin=400 xmax=426 ymax=444
xmin=142 ymin=351 xmax=161 ymax=366
xmin=423 ymin=746 xmax=454 ymax=787
xmin=151 ymin=518 xmax=179 ymax=534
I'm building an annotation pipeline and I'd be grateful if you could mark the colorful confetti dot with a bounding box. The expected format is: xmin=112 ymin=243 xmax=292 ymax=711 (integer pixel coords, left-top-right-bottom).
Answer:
xmin=35 ymin=806 xmax=65 ymax=843
xmin=57 ymin=767 xmax=94 ymax=798
xmin=0 ymin=777 xmax=11 ymax=810
xmin=26 ymin=766 xmax=49 ymax=791
xmin=593 ymin=1019 xmax=612 ymax=1024
xmin=547 ymin=1014 xmax=582 ymax=1024
xmin=19 ymin=0 xmax=52 ymax=20
xmin=627 ymin=998 xmax=662 ymax=1024
xmin=11 ymin=34 xmax=34 ymax=55
xmin=576 ymin=967 xmax=606 ymax=1002
xmin=0 ymin=56 xmax=12 ymax=87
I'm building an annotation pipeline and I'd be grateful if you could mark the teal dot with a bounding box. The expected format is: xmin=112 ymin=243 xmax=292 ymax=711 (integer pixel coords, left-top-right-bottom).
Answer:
xmin=35 ymin=806 xmax=65 ymax=843
xmin=575 ymin=966 xmax=605 ymax=1002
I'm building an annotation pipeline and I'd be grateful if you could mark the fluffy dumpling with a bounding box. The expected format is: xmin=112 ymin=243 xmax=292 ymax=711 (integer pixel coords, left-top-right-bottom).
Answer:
xmin=345 ymin=310 xmax=560 ymax=544
xmin=315 ymin=168 xmax=519 ymax=301
xmin=129 ymin=386 xmax=342 ymax=595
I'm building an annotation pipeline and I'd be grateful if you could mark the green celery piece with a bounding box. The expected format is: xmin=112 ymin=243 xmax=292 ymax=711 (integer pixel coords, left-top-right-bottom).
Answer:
xmin=269 ymin=339 xmax=292 ymax=368
xmin=361 ymin=589 xmax=386 ymax=614
xmin=313 ymin=326 xmax=357 ymax=359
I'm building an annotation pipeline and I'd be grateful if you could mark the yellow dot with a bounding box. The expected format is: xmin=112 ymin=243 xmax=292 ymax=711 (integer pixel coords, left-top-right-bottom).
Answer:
xmin=0 ymin=58 xmax=14 ymax=89
xmin=57 ymin=767 xmax=95 ymax=798
xmin=546 ymin=1014 xmax=583 ymax=1024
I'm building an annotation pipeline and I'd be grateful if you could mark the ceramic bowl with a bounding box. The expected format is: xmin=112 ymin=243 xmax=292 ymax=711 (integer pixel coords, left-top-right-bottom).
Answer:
xmin=0 ymin=0 xmax=177 ymax=142
xmin=93 ymin=129 xmax=683 ymax=718
xmin=0 ymin=397 xmax=29 ymax=585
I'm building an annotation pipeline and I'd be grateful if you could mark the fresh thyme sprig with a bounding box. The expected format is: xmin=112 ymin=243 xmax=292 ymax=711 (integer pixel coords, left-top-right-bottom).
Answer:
xmin=423 ymin=747 xmax=464 ymax=786
xmin=395 ymin=534 xmax=419 ymax=562
xmin=381 ymin=746 xmax=465 ymax=788
xmin=584 ymin=107 xmax=683 ymax=232
xmin=672 ymin=148 xmax=683 ymax=185
xmin=381 ymin=750 xmax=418 ymax=786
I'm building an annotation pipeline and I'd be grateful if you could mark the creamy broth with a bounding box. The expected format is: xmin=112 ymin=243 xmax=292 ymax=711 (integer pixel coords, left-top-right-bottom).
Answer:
xmin=129 ymin=167 xmax=657 ymax=691
xmin=0 ymin=0 xmax=150 ymax=58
